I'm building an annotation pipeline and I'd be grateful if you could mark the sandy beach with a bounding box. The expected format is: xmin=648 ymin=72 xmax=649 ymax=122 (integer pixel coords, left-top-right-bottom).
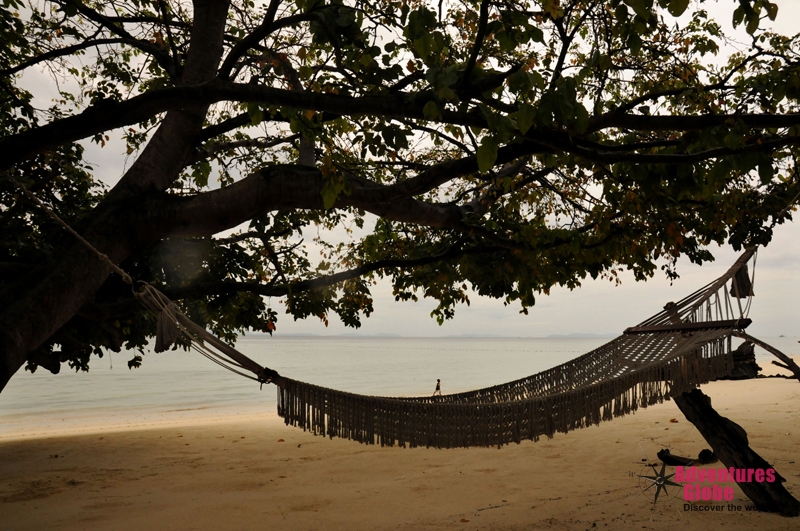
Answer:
xmin=2 ymin=360 xmax=799 ymax=531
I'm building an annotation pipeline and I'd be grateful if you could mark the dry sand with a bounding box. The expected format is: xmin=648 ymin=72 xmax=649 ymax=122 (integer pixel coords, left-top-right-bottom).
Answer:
xmin=2 ymin=360 xmax=799 ymax=531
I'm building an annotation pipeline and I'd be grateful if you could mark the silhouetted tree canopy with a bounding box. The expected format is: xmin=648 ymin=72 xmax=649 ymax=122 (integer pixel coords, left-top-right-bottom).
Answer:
xmin=1 ymin=0 xmax=798 ymax=390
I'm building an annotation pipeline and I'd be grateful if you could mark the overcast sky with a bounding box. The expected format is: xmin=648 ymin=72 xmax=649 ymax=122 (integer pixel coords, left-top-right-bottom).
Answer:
xmin=20 ymin=0 xmax=799 ymax=339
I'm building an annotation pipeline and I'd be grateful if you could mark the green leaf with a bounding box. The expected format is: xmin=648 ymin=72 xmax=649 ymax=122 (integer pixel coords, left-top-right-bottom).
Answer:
xmin=572 ymin=103 xmax=589 ymax=134
xmin=496 ymin=31 xmax=517 ymax=53
xmin=405 ymin=8 xmax=437 ymax=40
xmin=745 ymin=13 xmax=759 ymax=34
xmin=515 ymin=104 xmax=536 ymax=134
xmin=507 ymin=69 xmax=533 ymax=93
xmin=192 ymin=160 xmax=211 ymax=188
xmin=423 ymin=101 xmax=442 ymax=121
xmin=628 ymin=32 xmax=642 ymax=55
xmin=529 ymin=70 xmax=545 ymax=90
xmin=437 ymin=87 xmax=458 ymax=102
xmin=732 ymin=6 xmax=745 ymax=28
xmin=298 ymin=66 xmax=314 ymax=79
xmin=412 ymin=34 xmax=433 ymax=57
xmin=766 ymin=2 xmax=778 ymax=21
xmin=247 ymin=103 xmax=263 ymax=126
xmin=723 ymin=133 xmax=741 ymax=150
xmin=321 ymin=175 xmax=351 ymax=209
xmin=477 ymin=137 xmax=498 ymax=172
xmin=668 ymin=0 xmax=690 ymax=17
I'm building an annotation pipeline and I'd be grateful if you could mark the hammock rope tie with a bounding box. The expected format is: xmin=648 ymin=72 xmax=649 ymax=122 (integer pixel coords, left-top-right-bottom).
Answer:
xmin=134 ymin=282 xmax=283 ymax=387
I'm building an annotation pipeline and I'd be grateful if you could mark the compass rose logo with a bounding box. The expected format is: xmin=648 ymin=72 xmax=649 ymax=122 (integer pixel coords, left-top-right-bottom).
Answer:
xmin=639 ymin=462 xmax=682 ymax=504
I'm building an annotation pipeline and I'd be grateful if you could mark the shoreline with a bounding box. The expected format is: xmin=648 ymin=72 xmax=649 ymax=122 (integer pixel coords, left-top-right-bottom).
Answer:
xmin=2 ymin=360 xmax=799 ymax=530
xmin=2 ymin=355 xmax=796 ymax=443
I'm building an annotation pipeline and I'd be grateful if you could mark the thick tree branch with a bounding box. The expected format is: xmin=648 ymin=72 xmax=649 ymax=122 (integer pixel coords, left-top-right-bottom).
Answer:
xmin=131 ymin=165 xmax=468 ymax=241
xmin=613 ymin=83 xmax=734 ymax=115
xmin=674 ymin=389 xmax=800 ymax=516
xmin=460 ymin=0 xmax=491 ymax=85
xmin=0 ymin=82 xmax=482 ymax=172
xmin=5 ymin=74 xmax=800 ymax=172
xmin=193 ymin=112 xmax=252 ymax=145
xmin=218 ymin=0 xmax=282 ymax=80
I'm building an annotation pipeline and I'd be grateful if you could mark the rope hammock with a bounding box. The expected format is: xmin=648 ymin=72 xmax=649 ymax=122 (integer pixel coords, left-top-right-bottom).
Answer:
xmin=9 ymin=173 xmax=795 ymax=449
xmin=136 ymin=249 xmax=763 ymax=449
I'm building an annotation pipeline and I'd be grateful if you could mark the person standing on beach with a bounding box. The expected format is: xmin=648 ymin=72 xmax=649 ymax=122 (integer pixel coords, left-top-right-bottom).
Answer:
xmin=433 ymin=379 xmax=442 ymax=396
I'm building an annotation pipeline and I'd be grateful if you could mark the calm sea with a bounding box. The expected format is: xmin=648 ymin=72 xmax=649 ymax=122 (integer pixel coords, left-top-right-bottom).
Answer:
xmin=1 ymin=336 xmax=796 ymax=438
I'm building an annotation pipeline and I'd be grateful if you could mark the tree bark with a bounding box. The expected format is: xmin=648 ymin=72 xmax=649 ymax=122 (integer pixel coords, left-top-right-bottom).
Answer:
xmin=732 ymin=331 xmax=800 ymax=381
xmin=673 ymin=388 xmax=800 ymax=516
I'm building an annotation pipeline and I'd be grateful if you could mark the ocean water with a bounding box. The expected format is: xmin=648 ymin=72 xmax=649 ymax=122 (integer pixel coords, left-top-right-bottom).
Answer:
xmin=1 ymin=336 xmax=796 ymax=438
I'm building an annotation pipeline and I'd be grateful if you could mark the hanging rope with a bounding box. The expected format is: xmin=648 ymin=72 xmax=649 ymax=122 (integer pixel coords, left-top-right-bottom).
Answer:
xmin=5 ymin=176 xmax=132 ymax=285
xmin=135 ymin=283 xmax=281 ymax=386
xmin=742 ymin=249 xmax=757 ymax=319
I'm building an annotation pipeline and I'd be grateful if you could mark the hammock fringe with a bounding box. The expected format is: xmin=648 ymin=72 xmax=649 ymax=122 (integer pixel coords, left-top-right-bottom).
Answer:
xmin=135 ymin=250 xmax=759 ymax=449
xmin=277 ymin=332 xmax=734 ymax=449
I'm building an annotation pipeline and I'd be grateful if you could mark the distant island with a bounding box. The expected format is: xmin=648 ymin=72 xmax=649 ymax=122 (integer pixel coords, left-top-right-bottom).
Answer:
xmin=240 ymin=332 xmax=617 ymax=339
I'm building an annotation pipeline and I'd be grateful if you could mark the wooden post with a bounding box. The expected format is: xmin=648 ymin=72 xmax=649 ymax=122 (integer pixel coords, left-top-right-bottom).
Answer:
xmin=673 ymin=388 xmax=800 ymax=516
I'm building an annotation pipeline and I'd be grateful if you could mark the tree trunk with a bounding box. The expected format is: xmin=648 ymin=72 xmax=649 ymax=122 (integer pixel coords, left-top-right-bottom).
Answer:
xmin=0 ymin=242 xmax=123 ymax=392
xmin=0 ymin=0 xmax=233 ymax=394
xmin=732 ymin=331 xmax=800 ymax=381
xmin=673 ymin=388 xmax=800 ymax=516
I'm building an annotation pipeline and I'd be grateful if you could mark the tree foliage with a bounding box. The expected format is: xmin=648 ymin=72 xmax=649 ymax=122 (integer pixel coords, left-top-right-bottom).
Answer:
xmin=0 ymin=0 xmax=798 ymax=386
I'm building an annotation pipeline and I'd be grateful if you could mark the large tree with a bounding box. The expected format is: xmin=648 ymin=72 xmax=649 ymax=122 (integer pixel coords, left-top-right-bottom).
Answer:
xmin=1 ymin=0 xmax=798 ymax=391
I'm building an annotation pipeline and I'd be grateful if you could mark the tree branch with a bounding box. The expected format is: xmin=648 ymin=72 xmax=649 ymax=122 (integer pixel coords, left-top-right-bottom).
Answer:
xmin=587 ymin=112 xmax=800 ymax=133
xmin=3 ymin=79 xmax=799 ymax=173
xmin=161 ymin=243 xmax=489 ymax=299
xmin=186 ymin=134 xmax=298 ymax=165
xmin=0 ymin=81 xmax=484 ymax=172
xmin=613 ymin=83 xmax=734 ymax=115
xmin=193 ymin=112 xmax=252 ymax=145
xmin=460 ymin=0 xmax=491 ymax=85
xmin=60 ymin=0 xmax=178 ymax=77
xmin=561 ymin=136 xmax=800 ymax=165
xmin=218 ymin=0 xmax=282 ymax=80
xmin=1 ymin=38 xmax=129 ymax=76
